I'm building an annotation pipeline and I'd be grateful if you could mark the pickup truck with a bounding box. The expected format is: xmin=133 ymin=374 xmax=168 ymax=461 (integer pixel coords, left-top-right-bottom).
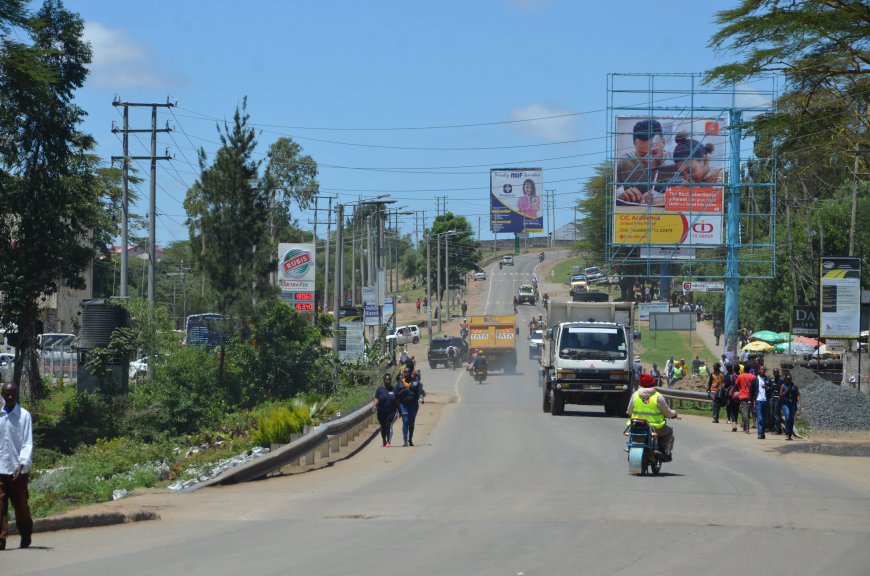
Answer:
xmin=584 ymin=266 xmax=606 ymax=284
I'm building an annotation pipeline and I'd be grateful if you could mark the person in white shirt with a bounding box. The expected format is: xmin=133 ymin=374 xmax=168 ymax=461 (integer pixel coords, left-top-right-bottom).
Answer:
xmin=750 ymin=365 xmax=770 ymax=439
xmin=0 ymin=382 xmax=34 ymax=549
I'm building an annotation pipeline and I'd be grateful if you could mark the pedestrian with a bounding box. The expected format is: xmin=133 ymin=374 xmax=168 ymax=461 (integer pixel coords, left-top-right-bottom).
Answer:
xmin=751 ymin=365 xmax=771 ymax=439
xmin=372 ymin=373 xmax=398 ymax=447
xmin=461 ymin=300 xmax=467 ymax=317
xmin=733 ymin=368 xmax=756 ymax=433
xmin=672 ymin=359 xmax=684 ymax=383
xmin=423 ymin=296 xmax=428 ymax=309
xmin=714 ymin=319 xmax=723 ymax=346
xmin=707 ymin=362 xmax=725 ymax=423
xmin=770 ymin=368 xmax=783 ymax=434
xmin=416 ymin=298 xmax=421 ymax=314
xmin=650 ymin=363 xmax=662 ymax=387
xmin=399 ymin=347 xmax=409 ymax=367
xmin=723 ymin=363 xmax=739 ymax=425
xmin=665 ymin=356 xmax=675 ymax=387
xmin=691 ymin=355 xmax=702 ymax=375
xmin=396 ymin=368 xmax=425 ymax=447
xmin=779 ymin=372 xmax=801 ymax=440
xmin=0 ymin=382 xmax=33 ymax=550
xmin=632 ymin=356 xmax=643 ymax=383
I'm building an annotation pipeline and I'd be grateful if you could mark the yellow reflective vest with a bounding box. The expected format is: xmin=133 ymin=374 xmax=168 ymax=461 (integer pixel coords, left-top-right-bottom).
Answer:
xmin=628 ymin=391 xmax=666 ymax=429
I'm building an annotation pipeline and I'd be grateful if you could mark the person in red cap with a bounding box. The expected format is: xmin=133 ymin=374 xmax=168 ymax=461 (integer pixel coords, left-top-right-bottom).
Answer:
xmin=626 ymin=373 xmax=679 ymax=461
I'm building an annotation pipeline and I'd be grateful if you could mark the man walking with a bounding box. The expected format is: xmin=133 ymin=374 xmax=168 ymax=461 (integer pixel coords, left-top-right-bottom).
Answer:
xmin=751 ymin=365 xmax=770 ymax=439
xmin=0 ymin=382 xmax=34 ymax=549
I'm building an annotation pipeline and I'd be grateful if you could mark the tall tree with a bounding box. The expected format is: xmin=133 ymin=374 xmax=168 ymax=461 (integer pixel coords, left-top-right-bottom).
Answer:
xmin=0 ymin=0 xmax=110 ymax=397
xmin=427 ymin=213 xmax=479 ymax=295
xmin=187 ymin=98 xmax=270 ymax=318
xmin=708 ymin=0 xmax=870 ymax=296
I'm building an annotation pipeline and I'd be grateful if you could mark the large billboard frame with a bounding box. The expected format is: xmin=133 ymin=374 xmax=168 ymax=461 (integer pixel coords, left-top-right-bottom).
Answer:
xmin=604 ymin=73 xmax=777 ymax=282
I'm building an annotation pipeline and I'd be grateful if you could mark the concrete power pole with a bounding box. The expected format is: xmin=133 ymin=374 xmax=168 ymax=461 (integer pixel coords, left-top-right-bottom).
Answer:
xmin=332 ymin=204 xmax=344 ymax=354
xmin=112 ymin=98 xmax=174 ymax=303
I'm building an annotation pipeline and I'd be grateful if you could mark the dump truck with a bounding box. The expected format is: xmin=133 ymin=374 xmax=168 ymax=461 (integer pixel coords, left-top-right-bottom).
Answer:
xmin=467 ymin=315 xmax=517 ymax=373
xmin=541 ymin=300 xmax=635 ymax=416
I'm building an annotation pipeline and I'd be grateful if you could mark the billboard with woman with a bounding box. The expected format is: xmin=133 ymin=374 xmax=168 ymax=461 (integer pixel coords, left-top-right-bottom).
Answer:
xmin=490 ymin=168 xmax=544 ymax=234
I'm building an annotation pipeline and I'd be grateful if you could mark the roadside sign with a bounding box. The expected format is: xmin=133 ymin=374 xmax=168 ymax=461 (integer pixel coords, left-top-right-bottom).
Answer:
xmin=682 ymin=281 xmax=724 ymax=293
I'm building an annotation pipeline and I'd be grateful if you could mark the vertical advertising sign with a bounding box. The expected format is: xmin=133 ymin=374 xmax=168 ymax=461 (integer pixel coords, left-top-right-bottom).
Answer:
xmin=490 ymin=168 xmax=544 ymax=234
xmin=612 ymin=117 xmax=726 ymax=250
xmin=277 ymin=243 xmax=316 ymax=312
xmin=820 ymin=257 xmax=861 ymax=338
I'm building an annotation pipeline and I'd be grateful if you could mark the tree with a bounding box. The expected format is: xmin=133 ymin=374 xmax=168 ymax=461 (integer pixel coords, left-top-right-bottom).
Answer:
xmin=0 ymin=1 xmax=110 ymax=397
xmin=707 ymin=0 xmax=870 ymax=321
xmin=186 ymin=98 xmax=270 ymax=318
xmin=427 ymin=213 xmax=479 ymax=295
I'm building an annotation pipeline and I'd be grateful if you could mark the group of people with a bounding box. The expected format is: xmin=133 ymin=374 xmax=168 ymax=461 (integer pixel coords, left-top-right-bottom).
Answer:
xmin=372 ymin=360 xmax=426 ymax=448
xmin=706 ymin=361 xmax=802 ymax=440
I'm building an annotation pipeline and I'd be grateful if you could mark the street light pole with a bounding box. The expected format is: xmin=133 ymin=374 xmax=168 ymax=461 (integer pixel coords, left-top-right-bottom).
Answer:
xmin=426 ymin=233 xmax=432 ymax=344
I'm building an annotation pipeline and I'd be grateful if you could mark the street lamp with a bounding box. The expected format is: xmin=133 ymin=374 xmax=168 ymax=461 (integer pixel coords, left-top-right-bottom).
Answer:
xmin=426 ymin=230 xmax=457 ymax=341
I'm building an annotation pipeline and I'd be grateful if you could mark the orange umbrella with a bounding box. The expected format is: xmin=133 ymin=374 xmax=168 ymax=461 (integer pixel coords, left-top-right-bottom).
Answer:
xmin=793 ymin=336 xmax=820 ymax=347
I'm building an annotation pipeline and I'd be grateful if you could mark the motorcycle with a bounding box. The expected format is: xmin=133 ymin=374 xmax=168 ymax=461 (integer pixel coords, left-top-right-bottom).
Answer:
xmin=473 ymin=366 xmax=488 ymax=383
xmin=499 ymin=262 xmax=503 ymax=270
xmin=539 ymin=252 xmax=545 ymax=262
xmin=625 ymin=416 xmax=678 ymax=475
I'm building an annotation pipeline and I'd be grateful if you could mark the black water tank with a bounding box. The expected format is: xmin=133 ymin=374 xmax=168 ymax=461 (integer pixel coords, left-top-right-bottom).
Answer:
xmin=79 ymin=299 xmax=127 ymax=349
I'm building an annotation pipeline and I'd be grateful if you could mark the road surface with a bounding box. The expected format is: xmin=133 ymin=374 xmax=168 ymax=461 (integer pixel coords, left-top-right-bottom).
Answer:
xmin=5 ymin=252 xmax=870 ymax=575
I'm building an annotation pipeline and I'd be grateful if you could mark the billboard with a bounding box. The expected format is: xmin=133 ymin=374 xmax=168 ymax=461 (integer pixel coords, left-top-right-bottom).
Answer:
xmin=490 ymin=168 xmax=544 ymax=234
xmin=612 ymin=116 xmax=726 ymax=249
xmin=820 ymin=257 xmax=861 ymax=338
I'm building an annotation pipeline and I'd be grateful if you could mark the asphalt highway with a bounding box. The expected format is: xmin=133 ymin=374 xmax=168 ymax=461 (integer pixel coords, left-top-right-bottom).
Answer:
xmin=6 ymin=252 xmax=870 ymax=575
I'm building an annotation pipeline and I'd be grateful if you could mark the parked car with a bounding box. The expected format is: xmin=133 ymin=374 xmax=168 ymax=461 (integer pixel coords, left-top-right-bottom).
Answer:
xmin=473 ymin=270 xmax=487 ymax=281
xmin=528 ymin=330 xmax=544 ymax=359
xmin=501 ymin=255 xmax=514 ymax=266
xmin=387 ymin=324 xmax=421 ymax=346
xmin=129 ymin=357 xmax=149 ymax=379
xmin=584 ymin=266 xmax=606 ymax=284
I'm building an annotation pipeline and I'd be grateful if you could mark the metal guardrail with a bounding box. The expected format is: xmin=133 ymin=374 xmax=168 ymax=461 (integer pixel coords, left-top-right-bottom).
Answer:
xmin=192 ymin=401 xmax=378 ymax=489
xmin=658 ymin=388 xmax=712 ymax=403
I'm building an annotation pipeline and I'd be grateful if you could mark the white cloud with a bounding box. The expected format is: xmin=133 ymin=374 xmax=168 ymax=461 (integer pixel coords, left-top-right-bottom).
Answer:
xmin=735 ymin=83 xmax=773 ymax=110
xmin=506 ymin=102 xmax=578 ymax=141
xmin=84 ymin=22 xmax=181 ymax=88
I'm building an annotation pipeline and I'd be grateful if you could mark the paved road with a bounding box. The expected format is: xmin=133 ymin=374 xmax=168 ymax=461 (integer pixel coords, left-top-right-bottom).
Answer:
xmin=5 ymin=252 xmax=870 ymax=575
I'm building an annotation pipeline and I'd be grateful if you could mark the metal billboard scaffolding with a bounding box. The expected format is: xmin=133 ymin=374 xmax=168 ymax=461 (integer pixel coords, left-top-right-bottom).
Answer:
xmin=605 ymin=73 xmax=777 ymax=357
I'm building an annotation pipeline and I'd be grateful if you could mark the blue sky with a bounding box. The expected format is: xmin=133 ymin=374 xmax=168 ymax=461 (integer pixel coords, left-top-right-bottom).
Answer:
xmin=67 ymin=0 xmax=743 ymax=246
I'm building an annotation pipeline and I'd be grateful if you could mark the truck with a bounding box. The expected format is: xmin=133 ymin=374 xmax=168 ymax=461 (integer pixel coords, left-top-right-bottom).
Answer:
xmin=467 ymin=315 xmax=517 ymax=373
xmin=517 ymin=284 xmax=537 ymax=305
xmin=540 ymin=300 xmax=635 ymax=416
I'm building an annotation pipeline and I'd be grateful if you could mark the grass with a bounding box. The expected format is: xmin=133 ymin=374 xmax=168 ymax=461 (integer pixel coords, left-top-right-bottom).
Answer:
xmin=636 ymin=325 xmax=717 ymax=372
xmin=550 ymin=257 xmax=586 ymax=285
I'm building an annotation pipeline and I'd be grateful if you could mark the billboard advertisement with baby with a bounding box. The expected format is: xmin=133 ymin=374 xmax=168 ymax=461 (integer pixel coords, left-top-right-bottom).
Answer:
xmin=611 ymin=116 xmax=726 ymax=248
xmin=490 ymin=168 xmax=544 ymax=234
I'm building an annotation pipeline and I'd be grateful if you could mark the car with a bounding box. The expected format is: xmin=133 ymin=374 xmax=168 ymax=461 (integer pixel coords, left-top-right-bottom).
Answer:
xmin=473 ymin=270 xmax=487 ymax=281
xmin=569 ymin=274 xmax=588 ymax=289
xmin=427 ymin=336 xmax=468 ymax=368
xmin=0 ymin=353 xmax=13 ymax=384
xmin=584 ymin=266 xmax=606 ymax=284
xmin=387 ymin=324 xmax=421 ymax=346
xmin=528 ymin=330 xmax=544 ymax=359
xmin=128 ymin=357 xmax=149 ymax=379
xmin=501 ymin=255 xmax=514 ymax=266
xmin=517 ymin=284 xmax=537 ymax=305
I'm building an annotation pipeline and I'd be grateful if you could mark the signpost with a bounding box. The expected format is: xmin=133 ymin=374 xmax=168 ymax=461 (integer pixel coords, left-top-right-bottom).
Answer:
xmin=682 ymin=281 xmax=725 ymax=293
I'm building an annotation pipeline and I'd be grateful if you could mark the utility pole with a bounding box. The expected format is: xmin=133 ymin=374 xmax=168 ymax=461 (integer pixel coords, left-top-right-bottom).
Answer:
xmin=849 ymin=145 xmax=869 ymax=256
xmin=111 ymin=98 xmax=174 ymax=303
xmin=332 ymin=204 xmax=344 ymax=355
xmin=324 ymin=197 xmax=332 ymax=312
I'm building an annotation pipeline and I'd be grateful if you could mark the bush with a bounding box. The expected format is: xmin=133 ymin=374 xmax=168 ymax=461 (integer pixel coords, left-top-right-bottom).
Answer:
xmin=252 ymin=403 xmax=311 ymax=446
xmin=125 ymin=346 xmax=225 ymax=440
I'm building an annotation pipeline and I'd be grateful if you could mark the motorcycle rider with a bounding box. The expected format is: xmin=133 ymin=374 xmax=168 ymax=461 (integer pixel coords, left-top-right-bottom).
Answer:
xmin=472 ymin=349 xmax=488 ymax=376
xmin=625 ymin=373 xmax=679 ymax=461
